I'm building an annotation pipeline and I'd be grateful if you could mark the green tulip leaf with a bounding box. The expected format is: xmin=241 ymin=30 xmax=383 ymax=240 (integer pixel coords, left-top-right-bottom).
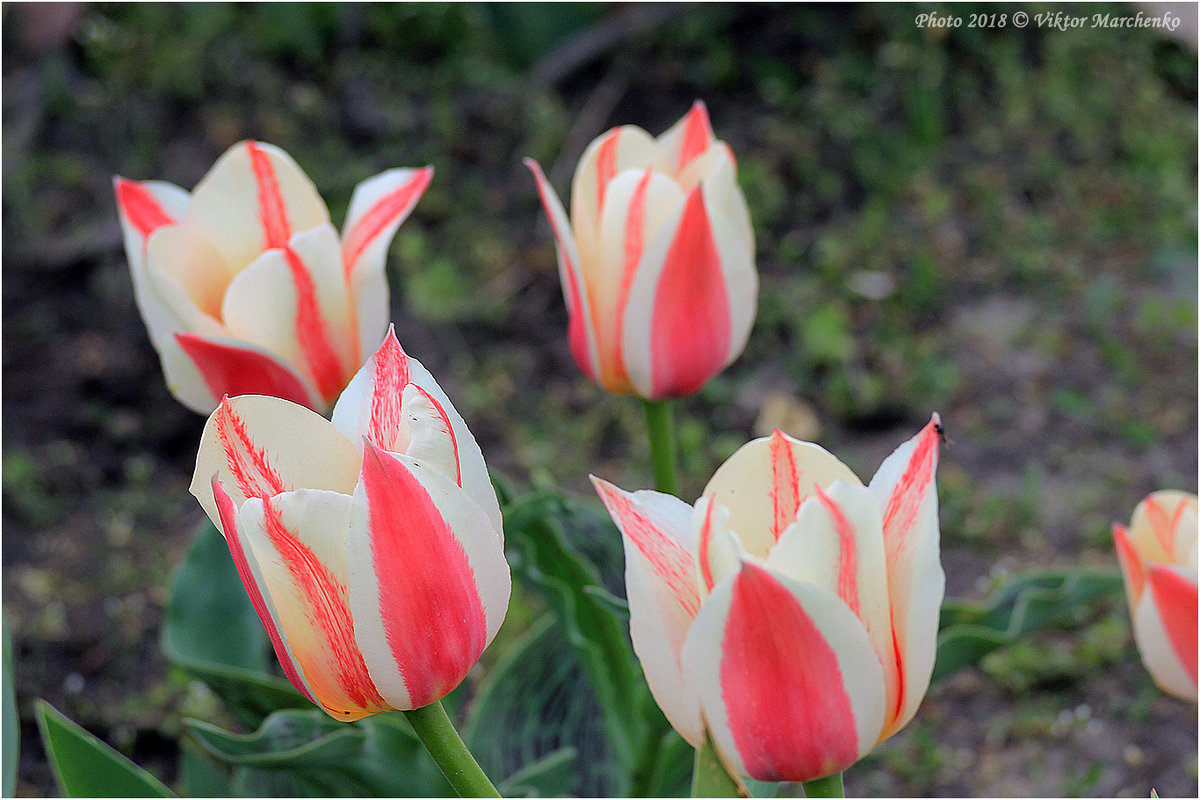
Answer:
xmin=187 ymin=708 xmax=453 ymax=796
xmin=933 ymin=567 xmax=1124 ymax=682
xmin=35 ymin=700 xmax=175 ymax=798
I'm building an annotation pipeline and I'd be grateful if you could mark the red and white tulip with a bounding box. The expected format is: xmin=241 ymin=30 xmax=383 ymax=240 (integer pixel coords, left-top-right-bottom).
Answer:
xmin=1113 ymin=491 xmax=1198 ymax=701
xmin=189 ymin=327 xmax=508 ymax=720
xmin=116 ymin=141 xmax=432 ymax=414
xmin=526 ymin=101 xmax=757 ymax=399
xmin=593 ymin=415 xmax=943 ymax=782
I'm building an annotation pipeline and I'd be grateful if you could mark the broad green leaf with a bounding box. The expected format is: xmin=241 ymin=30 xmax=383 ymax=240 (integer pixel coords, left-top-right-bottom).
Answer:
xmin=933 ymin=568 xmax=1124 ymax=682
xmin=35 ymin=700 xmax=174 ymax=798
xmin=178 ymin=743 xmax=233 ymax=797
xmin=187 ymin=708 xmax=452 ymax=797
xmin=3 ymin=616 xmax=17 ymax=797
xmin=163 ymin=521 xmax=308 ymax=726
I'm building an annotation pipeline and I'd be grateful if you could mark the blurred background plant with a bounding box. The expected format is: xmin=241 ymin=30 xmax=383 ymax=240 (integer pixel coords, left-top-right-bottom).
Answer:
xmin=2 ymin=2 xmax=1196 ymax=796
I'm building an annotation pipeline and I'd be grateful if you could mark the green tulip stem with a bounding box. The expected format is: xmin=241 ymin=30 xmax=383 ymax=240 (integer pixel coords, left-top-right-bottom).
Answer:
xmin=642 ymin=398 xmax=679 ymax=496
xmin=691 ymin=732 xmax=744 ymax=797
xmin=404 ymin=701 xmax=500 ymax=798
xmin=802 ymin=771 xmax=845 ymax=798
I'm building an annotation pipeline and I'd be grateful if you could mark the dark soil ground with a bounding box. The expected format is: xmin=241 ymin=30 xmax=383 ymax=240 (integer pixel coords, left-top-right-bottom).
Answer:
xmin=3 ymin=3 xmax=1197 ymax=797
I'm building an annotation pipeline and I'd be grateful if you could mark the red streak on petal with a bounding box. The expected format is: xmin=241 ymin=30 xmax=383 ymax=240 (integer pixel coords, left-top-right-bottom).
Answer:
xmin=595 ymin=129 xmax=620 ymax=211
xmin=212 ymin=478 xmax=314 ymax=704
xmin=881 ymin=420 xmax=940 ymax=560
xmin=361 ymin=444 xmax=488 ymax=708
xmin=648 ymin=187 xmax=730 ymax=398
xmin=677 ymin=101 xmax=713 ymax=173
xmin=412 ymin=384 xmax=462 ymax=488
xmin=769 ymin=430 xmax=802 ymax=542
xmin=816 ymin=486 xmax=860 ymax=618
xmin=214 ymin=398 xmax=289 ymax=499
xmin=262 ymin=496 xmax=388 ymax=714
xmin=887 ymin=613 xmax=906 ymax=729
xmin=698 ymin=499 xmax=718 ymax=593
xmin=247 ymin=141 xmax=290 ymax=249
xmin=613 ymin=169 xmax=654 ymax=381
xmin=721 ymin=564 xmax=860 ymax=782
xmin=368 ymin=329 xmax=410 ymax=450
xmin=1113 ymin=524 xmax=1146 ymax=603
xmin=342 ymin=167 xmax=433 ymax=281
xmin=176 ymin=332 xmax=315 ymax=410
xmin=1147 ymin=565 xmax=1199 ymax=687
xmin=596 ymin=482 xmax=701 ymax=617
xmin=114 ymin=178 xmax=175 ymax=237
xmin=282 ymin=245 xmax=347 ymax=403
xmin=526 ymin=159 xmax=596 ymax=381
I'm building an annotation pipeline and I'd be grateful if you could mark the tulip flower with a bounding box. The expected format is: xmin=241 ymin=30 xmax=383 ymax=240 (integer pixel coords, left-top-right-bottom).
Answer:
xmin=189 ymin=327 xmax=509 ymax=720
xmin=116 ymin=140 xmax=432 ymax=414
xmin=526 ymin=101 xmax=757 ymax=399
xmin=1113 ymin=491 xmax=1198 ymax=701
xmin=593 ymin=415 xmax=943 ymax=782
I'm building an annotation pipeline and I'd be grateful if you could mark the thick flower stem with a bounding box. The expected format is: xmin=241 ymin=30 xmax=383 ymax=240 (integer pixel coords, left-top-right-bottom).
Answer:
xmin=802 ymin=771 xmax=845 ymax=798
xmin=404 ymin=702 xmax=500 ymax=798
xmin=691 ymin=732 xmax=744 ymax=797
xmin=642 ymin=398 xmax=679 ymax=496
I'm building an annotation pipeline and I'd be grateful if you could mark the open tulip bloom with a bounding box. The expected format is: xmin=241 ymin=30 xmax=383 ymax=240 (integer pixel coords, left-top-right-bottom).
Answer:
xmin=527 ymin=101 xmax=757 ymax=400
xmin=594 ymin=415 xmax=943 ymax=783
xmin=116 ymin=140 xmax=432 ymax=414
xmin=190 ymin=328 xmax=509 ymax=720
xmin=1113 ymin=491 xmax=1198 ymax=702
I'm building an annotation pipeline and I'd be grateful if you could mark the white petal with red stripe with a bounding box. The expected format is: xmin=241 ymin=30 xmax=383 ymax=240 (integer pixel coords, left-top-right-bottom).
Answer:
xmin=347 ymin=445 xmax=510 ymax=710
xmin=236 ymin=489 xmax=392 ymax=720
xmin=655 ymin=101 xmax=716 ymax=178
xmin=768 ymin=481 xmax=897 ymax=721
xmin=620 ymin=184 xmax=756 ymax=399
xmin=525 ymin=158 xmax=601 ymax=382
xmin=592 ymin=477 xmax=703 ymax=745
xmin=187 ymin=141 xmax=329 ymax=271
xmin=682 ymin=563 xmax=885 ymax=782
xmin=174 ymin=331 xmax=323 ymax=411
xmin=331 ymin=328 xmax=502 ymax=542
xmin=867 ymin=415 xmax=943 ymax=734
xmin=702 ymin=431 xmax=862 ymax=560
xmin=1134 ymin=564 xmax=1198 ymax=701
xmin=341 ymin=166 xmax=434 ymax=355
xmin=691 ymin=496 xmax=742 ymax=601
xmin=190 ymin=395 xmax=361 ymax=530
xmin=221 ymin=223 xmax=355 ymax=404
xmin=114 ymin=177 xmax=190 ymax=283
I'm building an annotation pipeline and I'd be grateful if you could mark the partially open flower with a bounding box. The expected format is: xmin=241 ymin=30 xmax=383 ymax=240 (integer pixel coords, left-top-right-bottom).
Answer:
xmin=594 ymin=415 xmax=943 ymax=782
xmin=1113 ymin=491 xmax=1198 ymax=701
xmin=116 ymin=141 xmax=432 ymax=414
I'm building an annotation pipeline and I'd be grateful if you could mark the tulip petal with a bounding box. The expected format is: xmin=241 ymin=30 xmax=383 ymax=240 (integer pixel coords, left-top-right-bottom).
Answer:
xmin=702 ymin=430 xmax=862 ymax=559
xmin=341 ymin=166 xmax=433 ymax=355
xmin=347 ymin=445 xmax=509 ymax=710
xmin=1113 ymin=523 xmax=1146 ymax=607
xmin=568 ymin=125 xmax=667 ymax=261
xmin=622 ymin=184 xmax=757 ymax=399
xmin=769 ymin=481 xmax=897 ymax=729
xmin=237 ymin=490 xmax=391 ymax=720
xmin=114 ymin=177 xmax=190 ymax=274
xmin=1131 ymin=490 xmax=1199 ymax=566
xmin=682 ymin=563 xmax=885 ymax=782
xmin=867 ymin=415 xmax=943 ymax=734
xmin=525 ymin=158 xmax=601 ymax=383
xmin=175 ymin=332 xmax=321 ymax=410
xmin=1133 ymin=565 xmax=1199 ymax=701
xmin=211 ymin=477 xmax=317 ymax=706
xmin=331 ymin=328 xmax=503 ymax=542
xmin=190 ymin=395 xmax=362 ymax=529
xmin=187 ymin=141 xmax=329 ymax=272
xmin=693 ymin=496 xmax=742 ymax=598
xmin=656 ymin=100 xmax=716 ymax=175
xmin=592 ymin=477 xmax=704 ymax=745
xmin=593 ymin=169 xmax=686 ymax=390
xmin=221 ymin=223 xmax=355 ymax=404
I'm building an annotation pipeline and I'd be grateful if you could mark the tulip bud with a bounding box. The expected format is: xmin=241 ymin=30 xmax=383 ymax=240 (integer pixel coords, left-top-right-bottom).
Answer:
xmin=527 ymin=101 xmax=757 ymax=399
xmin=593 ymin=415 xmax=943 ymax=782
xmin=190 ymin=327 xmax=509 ymax=719
xmin=116 ymin=141 xmax=432 ymax=414
xmin=1113 ymin=491 xmax=1198 ymax=701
